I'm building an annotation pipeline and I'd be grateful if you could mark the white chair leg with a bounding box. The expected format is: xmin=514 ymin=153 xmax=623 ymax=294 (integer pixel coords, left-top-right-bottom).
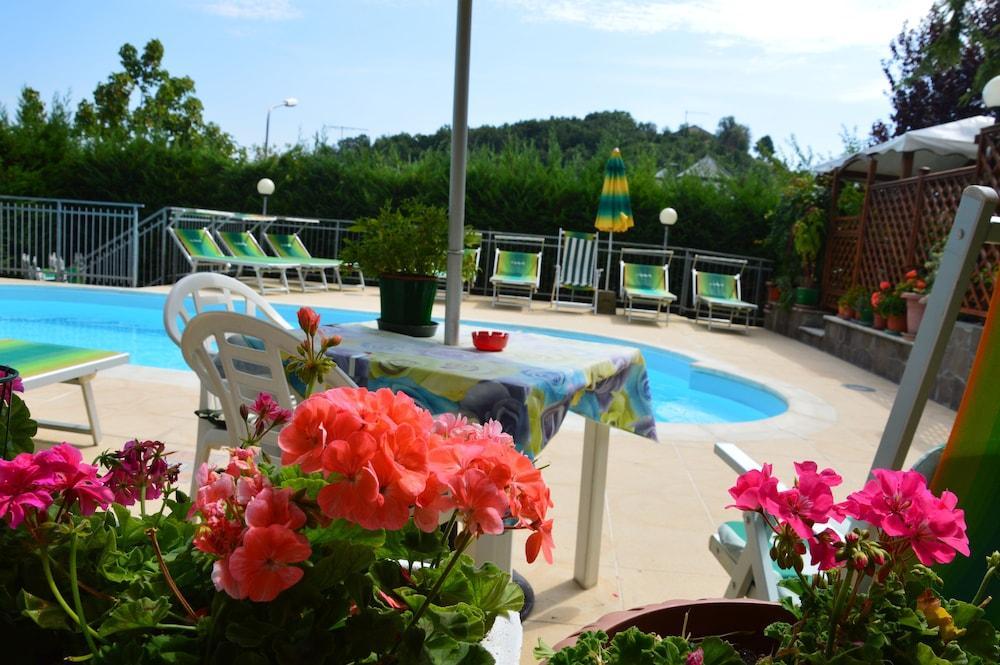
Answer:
xmin=77 ymin=375 xmax=101 ymax=446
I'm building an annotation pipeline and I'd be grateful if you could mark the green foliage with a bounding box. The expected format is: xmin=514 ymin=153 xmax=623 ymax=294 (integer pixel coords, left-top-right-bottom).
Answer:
xmin=538 ymin=628 xmax=742 ymax=665
xmin=1 ymin=393 xmax=37 ymax=459
xmin=0 ymin=43 xmax=804 ymax=266
xmin=343 ymin=201 xmax=451 ymax=277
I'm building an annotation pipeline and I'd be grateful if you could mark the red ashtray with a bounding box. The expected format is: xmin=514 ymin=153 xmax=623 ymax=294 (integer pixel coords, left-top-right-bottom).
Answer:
xmin=472 ymin=330 xmax=509 ymax=352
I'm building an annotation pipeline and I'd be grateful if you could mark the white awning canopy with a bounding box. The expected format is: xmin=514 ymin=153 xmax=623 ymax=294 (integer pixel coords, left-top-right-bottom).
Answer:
xmin=814 ymin=116 xmax=995 ymax=179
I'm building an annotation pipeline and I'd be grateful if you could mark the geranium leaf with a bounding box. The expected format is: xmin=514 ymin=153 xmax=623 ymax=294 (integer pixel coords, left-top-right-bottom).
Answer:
xmin=915 ymin=642 xmax=951 ymax=665
xmin=425 ymin=632 xmax=495 ymax=665
xmin=460 ymin=560 xmax=523 ymax=617
xmin=699 ymin=636 xmax=743 ymax=665
xmin=224 ymin=617 xmax=277 ymax=648
xmin=97 ymin=597 xmax=170 ymax=637
xmin=2 ymin=395 xmax=37 ymax=458
xmin=19 ymin=590 xmax=70 ymax=630
xmin=307 ymin=542 xmax=374 ymax=591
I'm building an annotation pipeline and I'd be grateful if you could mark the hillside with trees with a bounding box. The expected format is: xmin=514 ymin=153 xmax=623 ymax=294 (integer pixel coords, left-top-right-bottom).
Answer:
xmin=0 ymin=38 xmax=795 ymax=260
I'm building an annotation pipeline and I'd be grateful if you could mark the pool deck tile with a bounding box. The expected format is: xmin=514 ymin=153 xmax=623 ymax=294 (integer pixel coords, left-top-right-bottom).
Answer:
xmin=7 ymin=279 xmax=958 ymax=663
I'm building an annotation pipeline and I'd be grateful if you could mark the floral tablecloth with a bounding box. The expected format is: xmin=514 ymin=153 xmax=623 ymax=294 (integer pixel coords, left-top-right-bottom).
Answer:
xmin=321 ymin=324 xmax=657 ymax=457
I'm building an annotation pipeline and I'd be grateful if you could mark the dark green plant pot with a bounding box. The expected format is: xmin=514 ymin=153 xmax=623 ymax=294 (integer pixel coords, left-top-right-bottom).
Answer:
xmin=794 ymin=287 xmax=819 ymax=307
xmin=857 ymin=307 xmax=874 ymax=326
xmin=378 ymin=274 xmax=438 ymax=337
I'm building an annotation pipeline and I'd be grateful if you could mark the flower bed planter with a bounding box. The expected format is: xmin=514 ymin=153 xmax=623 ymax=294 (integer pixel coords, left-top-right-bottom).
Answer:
xmin=552 ymin=598 xmax=792 ymax=658
xmin=903 ymin=291 xmax=927 ymax=337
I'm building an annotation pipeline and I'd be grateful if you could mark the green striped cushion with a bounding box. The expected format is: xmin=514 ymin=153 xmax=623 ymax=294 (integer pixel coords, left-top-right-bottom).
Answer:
xmin=559 ymin=231 xmax=597 ymax=288
xmin=218 ymin=231 xmax=267 ymax=259
xmin=266 ymin=233 xmax=310 ymax=260
xmin=494 ymin=250 xmax=539 ymax=282
xmin=0 ymin=339 xmax=120 ymax=379
xmin=623 ymin=263 xmax=670 ymax=295
xmin=175 ymin=228 xmax=226 ymax=260
xmin=697 ymin=272 xmax=738 ymax=300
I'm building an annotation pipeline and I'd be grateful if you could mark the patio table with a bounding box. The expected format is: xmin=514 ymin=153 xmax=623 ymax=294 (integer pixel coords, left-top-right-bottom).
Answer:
xmin=321 ymin=322 xmax=657 ymax=588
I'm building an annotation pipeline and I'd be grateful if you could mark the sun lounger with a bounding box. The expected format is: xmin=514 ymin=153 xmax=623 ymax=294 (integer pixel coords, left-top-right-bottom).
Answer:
xmin=264 ymin=231 xmax=366 ymax=291
xmin=551 ymin=229 xmax=601 ymax=312
xmin=1 ymin=338 xmax=129 ymax=446
xmin=619 ymin=249 xmax=677 ymax=323
xmin=692 ymin=255 xmax=757 ymax=332
xmin=168 ymin=227 xmax=299 ymax=295
xmin=490 ymin=235 xmax=544 ymax=308
xmin=215 ymin=230 xmax=306 ymax=293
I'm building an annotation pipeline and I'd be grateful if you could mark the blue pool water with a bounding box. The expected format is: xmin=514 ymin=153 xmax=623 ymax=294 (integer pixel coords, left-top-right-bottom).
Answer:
xmin=0 ymin=285 xmax=787 ymax=424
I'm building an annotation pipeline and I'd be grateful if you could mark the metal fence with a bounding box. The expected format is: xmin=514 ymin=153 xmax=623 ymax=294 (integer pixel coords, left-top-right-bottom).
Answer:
xmin=0 ymin=195 xmax=143 ymax=286
xmin=2 ymin=199 xmax=774 ymax=324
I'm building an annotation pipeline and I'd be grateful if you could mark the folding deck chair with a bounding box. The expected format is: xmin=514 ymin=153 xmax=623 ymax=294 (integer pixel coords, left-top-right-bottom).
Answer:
xmin=168 ymin=227 xmax=299 ymax=295
xmin=264 ymin=231 xmax=366 ymax=292
xmin=215 ymin=230 xmax=307 ymax=293
xmin=709 ymin=185 xmax=1000 ymax=602
xmin=619 ymin=249 xmax=677 ymax=323
xmin=489 ymin=235 xmax=544 ymax=308
xmin=551 ymin=229 xmax=601 ymax=313
xmin=692 ymin=255 xmax=758 ymax=332
xmin=1 ymin=338 xmax=129 ymax=446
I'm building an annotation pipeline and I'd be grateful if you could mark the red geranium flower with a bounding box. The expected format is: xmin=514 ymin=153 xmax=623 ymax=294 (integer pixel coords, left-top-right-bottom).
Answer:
xmin=228 ymin=525 xmax=311 ymax=602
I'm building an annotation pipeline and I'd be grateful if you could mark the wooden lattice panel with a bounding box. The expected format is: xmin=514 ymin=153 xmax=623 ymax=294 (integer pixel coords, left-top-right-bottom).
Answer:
xmin=820 ymin=215 xmax=861 ymax=310
xmin=978 ymin=125 xmax=1000 ymax=192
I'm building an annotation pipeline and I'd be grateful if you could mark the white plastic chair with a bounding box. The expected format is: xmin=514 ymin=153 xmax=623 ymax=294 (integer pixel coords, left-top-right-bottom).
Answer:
xmin=164 ymin=274 xmax=295 ymax=489
xmin=180 ymin=311 xmax=355 ymax=490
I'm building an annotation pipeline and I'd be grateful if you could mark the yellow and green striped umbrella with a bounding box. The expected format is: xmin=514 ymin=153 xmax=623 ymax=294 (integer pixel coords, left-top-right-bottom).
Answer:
xmin=595 ymin=148 xmax=634 ymax=288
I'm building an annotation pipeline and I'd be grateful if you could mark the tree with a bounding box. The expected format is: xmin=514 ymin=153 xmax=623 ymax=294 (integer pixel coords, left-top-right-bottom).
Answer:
xmin=754 ymin=135 xmax=775 ymax=159
xmin=715 ymin=116 xmax=751 ymax=154
xmin=872 ymin=0 xmax=998 ymax=138
xmin=75 ymin=39 xmax=234 ymax=153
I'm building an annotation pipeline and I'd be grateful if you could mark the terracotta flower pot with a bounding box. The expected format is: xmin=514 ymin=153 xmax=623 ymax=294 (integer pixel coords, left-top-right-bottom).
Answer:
xmin=873 ymin=313 xmax=886 ymax=331
xmin=887 ymin=313 xmax=907 ymax=333
xmin=902 ymin=291 xmax=927 ymax=336
xmin=838 ymin=304 xmax=854 ymax=319
xmin=551 ymin=598 xmax=792 ymax=657
xmin=767 ymin=283 xmax=781 ymax=303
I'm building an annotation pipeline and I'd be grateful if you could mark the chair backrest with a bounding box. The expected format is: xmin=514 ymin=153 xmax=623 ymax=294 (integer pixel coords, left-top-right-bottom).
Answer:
xmin=217 ymin=230 xmax=268 ymax=259
xmin=621 ymin=263 xmax=666 ymax=293
xmin=266 ymin=232 xmax=312 ymax=260
xmin=494 ymin=250 xmax=540 ymax=281
xmin=172 ymin=227 xmax=228 ymax=261
xmin=180 ymin=311 xmax=355 ymax=456
xmin=696 ymin=272 xmax=739 ymax=300
xmin=164 ymin=273 xmax=293 ymax=347
xmin=555 ymin=229 xmax=598 ymax=288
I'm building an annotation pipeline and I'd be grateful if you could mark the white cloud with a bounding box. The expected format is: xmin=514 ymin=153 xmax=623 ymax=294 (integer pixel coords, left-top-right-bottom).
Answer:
xmin=502 ymin=0 xmax=934 ymax=54
xmin=202 ymin=0 xmax=302 ymax=20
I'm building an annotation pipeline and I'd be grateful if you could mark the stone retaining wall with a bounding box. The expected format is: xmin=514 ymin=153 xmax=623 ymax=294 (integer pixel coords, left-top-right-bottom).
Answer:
xmin=764 ymin=306 xmax=981 ymax=410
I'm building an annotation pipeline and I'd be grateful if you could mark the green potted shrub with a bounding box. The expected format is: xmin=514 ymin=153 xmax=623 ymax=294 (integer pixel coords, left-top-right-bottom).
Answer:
xmin=791 ymin=206 xmax=825 ymax=307
xmin=837 ymin=285 xmax=864 ymax=319
xmin=344 ymin=201 xmax=449 ymax=337
xmin=878 ymin=288 xmax=907 ymax=334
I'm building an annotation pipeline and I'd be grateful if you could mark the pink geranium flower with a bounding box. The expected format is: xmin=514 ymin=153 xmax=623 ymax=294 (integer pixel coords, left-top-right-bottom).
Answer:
xmin=450 ymin=468 xmax=505 ymax=536
xmin=764 ymin=469 xmax=837 ymax=540
xmin=0 ymin=453 xmax=54 ymax=527
xmin=228 ymin=525 xmax=311 ymax=602
xmin=808 ymin=528 xmax=841 ymax=570
xmin=727 ymin=463 xmax=779 ymax=512
xmin=245 ymin=486 xmax=306 ymax=530
xmin=525 ymin=518 xmax=555 ymax=564
xmin=36 ymin=444 xmax=113 ymax=515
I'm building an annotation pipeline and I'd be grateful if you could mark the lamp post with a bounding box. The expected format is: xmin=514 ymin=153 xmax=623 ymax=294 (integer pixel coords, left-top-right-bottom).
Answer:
xmin=984 ymin=75 xmax=1000 ymax=112
xmin=257 ymin=178 xmax=275 ymax=215
xmin=263 ymin=97 xmax=298 ymax=158
xmin=659 ymin=207 xmax=678 ymax=249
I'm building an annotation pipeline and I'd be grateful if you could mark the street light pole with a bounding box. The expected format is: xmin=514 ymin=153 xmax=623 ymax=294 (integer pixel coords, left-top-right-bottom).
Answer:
xmin=263 ymin=97 xmax=299 ymax=158
xmin=659 ymin=207 xmax=678 ymax=250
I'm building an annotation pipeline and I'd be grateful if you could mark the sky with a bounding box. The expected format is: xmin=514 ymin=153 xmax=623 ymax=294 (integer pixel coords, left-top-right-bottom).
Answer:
xmin=2 ymin=0 xmax=937 ymax=161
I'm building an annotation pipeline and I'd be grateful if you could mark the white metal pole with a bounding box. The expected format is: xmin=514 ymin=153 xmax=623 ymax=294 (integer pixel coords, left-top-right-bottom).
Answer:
xmin=445 ymin=0 xmax=473 ymax=346
xmin=264 ymin=108 xmax=272 ymax=158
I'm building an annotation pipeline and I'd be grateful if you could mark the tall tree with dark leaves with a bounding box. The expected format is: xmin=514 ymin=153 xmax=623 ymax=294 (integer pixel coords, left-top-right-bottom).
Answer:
xmin=872 ymin=0 xmax=999 ymax=140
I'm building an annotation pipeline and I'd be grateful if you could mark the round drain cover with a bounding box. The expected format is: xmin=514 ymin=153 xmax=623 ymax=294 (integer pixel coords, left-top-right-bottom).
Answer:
xmin=843 ymin=383 xmax=876 ymax=393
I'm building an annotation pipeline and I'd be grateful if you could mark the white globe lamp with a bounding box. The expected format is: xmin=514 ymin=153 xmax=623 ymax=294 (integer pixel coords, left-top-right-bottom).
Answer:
xmin=257 ymin=178 xmax=275 ymax=214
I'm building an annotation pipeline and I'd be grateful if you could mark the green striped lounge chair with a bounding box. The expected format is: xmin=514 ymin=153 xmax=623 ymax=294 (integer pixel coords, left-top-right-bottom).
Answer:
xmin=1 ymin=338 xmax=129 ymax=446
xmin=264 ymin=232 xmax=366 ymax=292
xmin=551 ymin=229 xmax=601 ymax=313
xmin=169 ymin=227 xmax=296 ymax=295
xmin=215 ymin=230 xmax=305 ymax=294
xmin=692 ymin=255 xmax=757 ymax=332
xmin=489 ymin=235 xmax=544 ymax=308
xmin=619 ymin=249 xmax=677 ymax=323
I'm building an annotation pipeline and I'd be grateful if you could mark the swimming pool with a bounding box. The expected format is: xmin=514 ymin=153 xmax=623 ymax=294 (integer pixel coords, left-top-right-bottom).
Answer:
xmin=0 ymin=285 xmax=787 ymax=424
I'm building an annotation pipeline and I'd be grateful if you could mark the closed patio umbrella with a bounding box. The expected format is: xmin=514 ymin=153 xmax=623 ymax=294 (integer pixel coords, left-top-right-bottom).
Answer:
xmin=594 ymin=148 xmax=634 ymax=290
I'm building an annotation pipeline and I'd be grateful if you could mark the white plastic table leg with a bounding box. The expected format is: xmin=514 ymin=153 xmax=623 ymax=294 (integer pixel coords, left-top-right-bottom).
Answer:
xmin=574 ymin=418 xmax=610 ymax=589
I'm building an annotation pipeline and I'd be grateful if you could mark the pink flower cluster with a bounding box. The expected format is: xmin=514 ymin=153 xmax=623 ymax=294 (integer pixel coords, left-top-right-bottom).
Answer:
xmin=190 ymin=448 xmax=311 ymax=602
xmin=0 ymin=444 xmax=113 ymax=528
xmin=101 ymin=439 xmax=180 ymax=506
xmin=279 ymin=387 xmax=555 ymax=564
xmin=728 ymin=461 xmax=969 ymax=569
